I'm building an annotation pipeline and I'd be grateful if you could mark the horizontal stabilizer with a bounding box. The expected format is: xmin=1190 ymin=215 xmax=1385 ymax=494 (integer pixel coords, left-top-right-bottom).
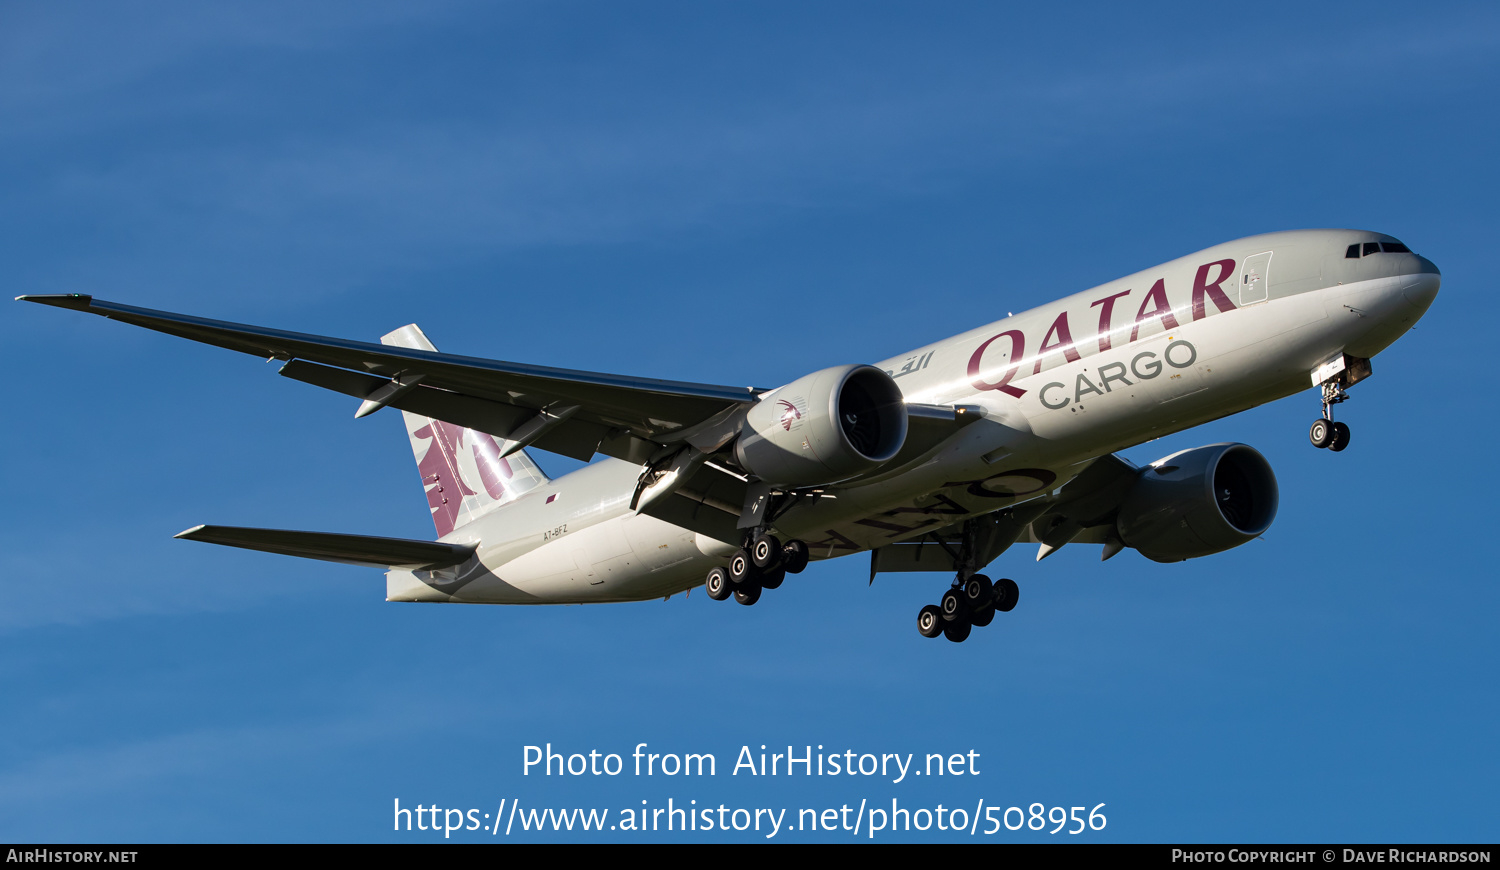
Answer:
xmin=174 ymin=525 xmax=475 ymax=570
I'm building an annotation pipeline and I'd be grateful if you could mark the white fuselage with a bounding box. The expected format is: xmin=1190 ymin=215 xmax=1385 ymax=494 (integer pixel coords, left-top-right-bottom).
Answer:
xmin=386 ymin=230 xmax=1439 ymax=604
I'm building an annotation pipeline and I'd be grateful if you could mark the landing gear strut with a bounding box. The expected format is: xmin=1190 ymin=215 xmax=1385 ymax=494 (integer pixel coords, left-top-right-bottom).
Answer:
xmin=702 ymin=533 xmax=809 ymax=607
xmin=1309 ymin=356 xmax=1370 ymax=453
xmin=916 ymin=517 xmax=1022 ymax=642
xmin=1309 ymin=382 xmax=1352 ymax=452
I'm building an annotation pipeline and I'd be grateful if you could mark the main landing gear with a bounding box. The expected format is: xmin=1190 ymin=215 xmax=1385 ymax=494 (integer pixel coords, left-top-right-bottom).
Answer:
xmin=703 ymin=533 xmax=810 ymax=606
xmin=917 ymin=574 xmax=1019 ymax=643
xmin=913 ymin=515 xmax=1022 ymax=643
xmin=1309 ymin=381 xmax=1351 ymax=453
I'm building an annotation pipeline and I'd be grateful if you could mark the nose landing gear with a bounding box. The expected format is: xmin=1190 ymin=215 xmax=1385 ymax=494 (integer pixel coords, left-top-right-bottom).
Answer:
xmin=1309 ymin=381 xmax=1352 ymax=452
xmin=1308 ymin=415 xmax=1350 ymax=452
xmin=1309 ymin=354 xmax=1371 ymax=453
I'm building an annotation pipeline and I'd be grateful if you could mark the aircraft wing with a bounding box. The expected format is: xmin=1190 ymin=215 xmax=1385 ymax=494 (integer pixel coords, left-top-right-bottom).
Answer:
xmin=19 ymin=294 xmax=761 ymax=463
xmin=868 ymin=453 xmax=1141 ymax=577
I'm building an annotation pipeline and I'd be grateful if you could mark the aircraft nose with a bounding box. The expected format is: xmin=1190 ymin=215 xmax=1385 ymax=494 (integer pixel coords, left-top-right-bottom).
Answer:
xmin=1403 ymin=257 xmax=1440 ymax=315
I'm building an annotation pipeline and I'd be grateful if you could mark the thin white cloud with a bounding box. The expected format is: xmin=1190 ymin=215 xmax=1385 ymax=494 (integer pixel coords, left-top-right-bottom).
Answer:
xmin=0 ymin=530 xmax=329 ymax=633
xmin=0 ymin=706 xmax=428 ymax=807
xmin=4 ymin=5 xmax=1496 ymax=307
xmin=0 ymin=1 xmax=473 ymax=111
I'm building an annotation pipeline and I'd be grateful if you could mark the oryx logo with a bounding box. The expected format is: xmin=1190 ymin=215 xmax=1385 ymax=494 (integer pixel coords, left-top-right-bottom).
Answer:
xmin=777 ymin=399 xmax=802 ymax=431
xmin=411 ymin=420 xmax=515 ymax=536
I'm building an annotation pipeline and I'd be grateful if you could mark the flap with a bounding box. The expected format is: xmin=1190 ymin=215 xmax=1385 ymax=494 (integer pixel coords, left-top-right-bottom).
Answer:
xmin=277 ymin=359 xmax=606 ymax=461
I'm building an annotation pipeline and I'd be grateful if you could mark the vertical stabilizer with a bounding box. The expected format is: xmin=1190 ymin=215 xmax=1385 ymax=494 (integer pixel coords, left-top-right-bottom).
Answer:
xmin=382 ymin=324 xmax=550 ymax=537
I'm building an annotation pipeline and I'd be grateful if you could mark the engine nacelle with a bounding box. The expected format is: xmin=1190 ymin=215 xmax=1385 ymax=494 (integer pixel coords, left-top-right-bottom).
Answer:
xmin=1116 ymin=443 xmax=1278 ymax=563
xmin=734 ymin=364 xmax=907 ymax=488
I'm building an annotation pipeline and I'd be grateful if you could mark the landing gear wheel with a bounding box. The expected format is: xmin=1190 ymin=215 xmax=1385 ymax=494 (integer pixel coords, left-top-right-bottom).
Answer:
xmin=733 ymin=581 xmax=762 ymax=606
xmin=705 ymin=567 xmax=732 ymax=601
xmin=782 ymin=540 xmax=809 ymax=574
xmin=751 ymin=534 xmax=782 ymax=569
xmin=728 ymin=549 xmax=756 ymax=585
xmin=969 ymin=605 xmax=995 ymax=627
xmin=962 ymin=574 xmax=992 ymax=608
xmin=940 ymin=588 xmax=967 ymax=622
xmin=918 ymin=605 xmax=944 ymax=638
xmin=942 ymin=620 xmax=972 ymax=643
xmin=1329 ymin=421 xmax=1351 ymax=452
xmin=759 ymin=567 xmax=786 ymax=590
xmin=994 ymin=577 xmax=1019 ymax=613
xmin=1309 ymin=418 xmax=1334 ymax=449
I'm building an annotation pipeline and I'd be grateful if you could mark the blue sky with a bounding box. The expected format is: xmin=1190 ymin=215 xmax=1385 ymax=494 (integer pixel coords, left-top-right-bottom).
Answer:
xmin=2 ymin=1 xmax=1497 ymax=842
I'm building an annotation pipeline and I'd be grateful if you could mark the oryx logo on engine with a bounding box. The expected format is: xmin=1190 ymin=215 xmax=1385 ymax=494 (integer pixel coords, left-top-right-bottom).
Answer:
xmin=777 ymin=399 xmax=802 ymax=431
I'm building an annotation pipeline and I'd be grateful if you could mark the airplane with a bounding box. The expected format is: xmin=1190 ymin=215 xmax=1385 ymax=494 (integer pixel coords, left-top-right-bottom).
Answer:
xmin=18 ymin=229 xmax=1440 ymax=642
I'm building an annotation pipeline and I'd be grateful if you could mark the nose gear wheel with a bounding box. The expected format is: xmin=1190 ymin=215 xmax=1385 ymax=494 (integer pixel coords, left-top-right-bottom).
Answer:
xmin=1310 ymin=379 xmax=1354 ymax=452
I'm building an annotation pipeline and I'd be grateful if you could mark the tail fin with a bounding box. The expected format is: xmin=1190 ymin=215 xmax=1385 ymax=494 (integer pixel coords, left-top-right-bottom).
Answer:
xmin=382 ymin=324 xmax=550 ymax=537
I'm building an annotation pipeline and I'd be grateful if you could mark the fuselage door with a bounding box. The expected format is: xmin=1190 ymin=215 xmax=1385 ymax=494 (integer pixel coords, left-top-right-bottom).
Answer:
xmin=1240 ymin=251 xmax=1272 ymax=306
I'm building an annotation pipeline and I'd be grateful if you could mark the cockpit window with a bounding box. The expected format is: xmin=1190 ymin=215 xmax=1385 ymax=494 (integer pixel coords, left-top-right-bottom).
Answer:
xmin=1347 ymin=240 xmax=1414 ymax=258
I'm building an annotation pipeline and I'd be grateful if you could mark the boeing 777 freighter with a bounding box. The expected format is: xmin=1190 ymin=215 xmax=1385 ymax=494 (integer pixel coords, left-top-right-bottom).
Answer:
xmin=19 ymin=229 xmax=1440 ymax=641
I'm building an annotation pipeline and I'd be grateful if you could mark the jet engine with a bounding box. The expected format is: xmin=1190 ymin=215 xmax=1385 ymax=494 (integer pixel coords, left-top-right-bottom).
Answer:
xmin=1115 ymin=443 xmax=1278 ymax=562
xmin=734 ymin=364 xmax=907 ymax=488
